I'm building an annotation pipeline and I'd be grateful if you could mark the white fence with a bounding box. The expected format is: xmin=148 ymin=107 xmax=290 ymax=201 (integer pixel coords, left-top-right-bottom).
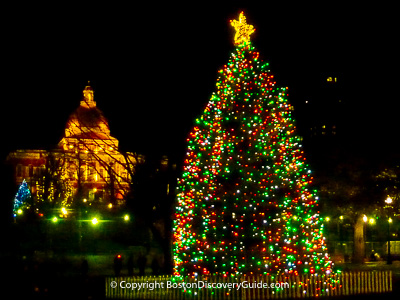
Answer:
xmin=105 ymin=271 xmax=392 ymax=299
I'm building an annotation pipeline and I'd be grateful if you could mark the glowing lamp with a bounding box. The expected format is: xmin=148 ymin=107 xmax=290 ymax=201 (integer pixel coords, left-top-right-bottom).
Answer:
xmin=385 ymin=196 xmax=393 ymax=204
xmin=61 ymin=207 xmax=68 ymax=215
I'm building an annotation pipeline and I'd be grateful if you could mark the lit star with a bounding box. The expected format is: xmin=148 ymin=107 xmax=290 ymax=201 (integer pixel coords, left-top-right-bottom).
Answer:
xmin=230 ymin=12 xmax=255 ymax=45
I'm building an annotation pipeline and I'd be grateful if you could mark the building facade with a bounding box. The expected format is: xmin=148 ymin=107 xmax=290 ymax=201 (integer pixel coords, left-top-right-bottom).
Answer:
xmin=7 ymin=84 xmax=141 ymax=213
xmin=303 ymin=73 xmax=343 ymax=139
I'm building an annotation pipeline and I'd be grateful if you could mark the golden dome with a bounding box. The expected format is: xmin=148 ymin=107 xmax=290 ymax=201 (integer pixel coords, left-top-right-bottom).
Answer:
xmin=64 ymin=85 xmax=111 ymax=139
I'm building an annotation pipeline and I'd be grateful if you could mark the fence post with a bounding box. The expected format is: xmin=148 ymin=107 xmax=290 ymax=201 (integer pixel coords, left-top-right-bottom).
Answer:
xmin=300 ymin=274 xmax=304 ymax=298
xmin=304 ymin=274 xmax=309 ymax=298
xmin=281 ymin=274 xmax=286 ymax=299
xmin=296 ymin=274 xmax=301 ymax=298
xmin=241 ymin=275 xmax=245 ymax=300
xmin=166 ymin=276 xmax=171 ymax=300
xmin=326 ymin=273 xmax=330 ymax=297
xmin=368 ymin=271 xmax=372 ymax=294
xmin=275 ymin=274 xmax=280 ymax=299
xmin=284 ymin=275 xmax=289 ymax=299
xmin=287 ymin=274 xmax=292 ymax=299
xmin=205 ymin=275 xmax=209 ymax=300
xmin=311 ymin=274 xmax=314 ymax=297
xmin=383 ymin=271 xmax=388 ymax=293
xmin=315 ymin=274 xmax=320 ymax=297
xmin=356 ymin=271 xmax=360 ymax=294
xmin=371 ymin=271 xmax=377 ymax=293
xmin=334 ymin=272 xmax=339 ymax=297
xmin=266 ymin=273 xmax=271 ymax=300
xmin=142 ymin=276 xmax=147 ymax=300
xmin=173 ymin=277 xmax=178 ymax=300
xmin=354 ymin=271 xmax=358 ymax=295
xmin=360 ymin=271 xmax=364 ymax=294
xmin=347 ymin=272 xmax=351 ymax=295
xmin=333 ymin=273 xmax=337 ymax=297
xmin=223 ymin=275 xmax=227 ymax=300
xmin=253 ymin=275 xmax=260 ymax=299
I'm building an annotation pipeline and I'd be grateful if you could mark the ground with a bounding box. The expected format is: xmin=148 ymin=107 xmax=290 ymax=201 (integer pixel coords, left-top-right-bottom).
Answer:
xmin=6 ymin=254 xmax=400 ymax=299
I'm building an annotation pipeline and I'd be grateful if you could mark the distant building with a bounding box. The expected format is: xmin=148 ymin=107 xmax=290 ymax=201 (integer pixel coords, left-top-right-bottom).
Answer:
xmin=7 ymin=84 xmax=142 ymax=212
xmin=302 ymin=73 xmax=343 ymax=139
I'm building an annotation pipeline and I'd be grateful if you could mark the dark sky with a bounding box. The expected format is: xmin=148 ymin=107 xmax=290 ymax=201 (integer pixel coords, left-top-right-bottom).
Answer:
xmin=2 ymin=2 xmax=398 ymax=163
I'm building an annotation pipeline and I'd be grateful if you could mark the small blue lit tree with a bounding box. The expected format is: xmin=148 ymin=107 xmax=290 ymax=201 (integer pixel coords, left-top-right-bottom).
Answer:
xmin=13 ymin=179 xmax=31 ymax=218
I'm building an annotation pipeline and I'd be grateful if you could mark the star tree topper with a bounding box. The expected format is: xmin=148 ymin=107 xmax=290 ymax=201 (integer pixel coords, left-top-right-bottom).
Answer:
xmin=230 ymin=12 xmax=255 ymax=45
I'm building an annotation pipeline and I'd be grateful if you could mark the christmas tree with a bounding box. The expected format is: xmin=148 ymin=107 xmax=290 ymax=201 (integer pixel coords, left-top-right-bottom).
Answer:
xmin=13 ymin=179 xmax=31 ymax=218
xmin=173 ymin=12 xmax=332 ymax=277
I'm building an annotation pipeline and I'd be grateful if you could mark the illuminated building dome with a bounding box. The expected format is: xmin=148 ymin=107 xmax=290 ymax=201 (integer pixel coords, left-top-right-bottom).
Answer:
xmin=55 ymin=83 xmax=135 ymax=204
xmin=64 ymin=85 xmax=113 ymax=141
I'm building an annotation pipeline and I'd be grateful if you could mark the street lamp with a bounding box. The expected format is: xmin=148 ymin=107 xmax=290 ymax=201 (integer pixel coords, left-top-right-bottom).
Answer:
xmin=385 ymin=196 xmax=393 ymax=265
xmin=363 ymin=215 xmax=368 ymax=259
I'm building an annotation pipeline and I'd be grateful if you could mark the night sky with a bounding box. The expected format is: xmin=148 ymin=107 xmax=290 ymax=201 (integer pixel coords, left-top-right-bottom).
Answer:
xmin=2 ymin=2 xmax=398 ymax=167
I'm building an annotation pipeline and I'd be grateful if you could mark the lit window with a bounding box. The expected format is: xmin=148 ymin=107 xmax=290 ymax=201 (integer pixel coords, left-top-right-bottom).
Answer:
xmin=327 ymin=77 xmax=337 ymax=82
xmin=16 ymin=164 xmax=22 ymax=177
